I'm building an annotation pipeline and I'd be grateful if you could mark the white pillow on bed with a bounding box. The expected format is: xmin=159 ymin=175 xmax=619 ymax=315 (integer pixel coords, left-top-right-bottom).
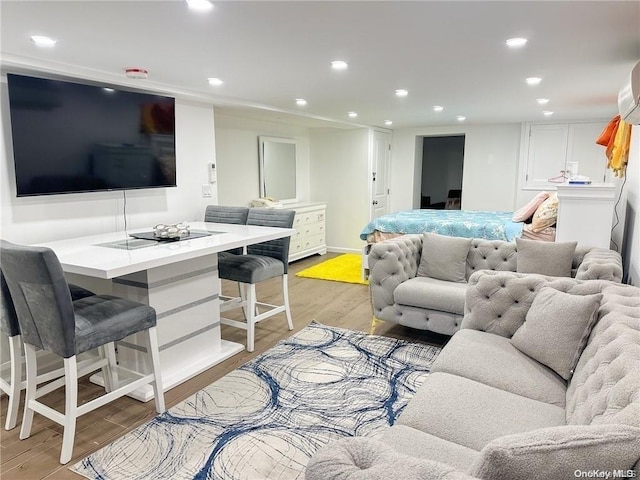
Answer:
xmin=512 ymin=192 xmax=550 ymax=222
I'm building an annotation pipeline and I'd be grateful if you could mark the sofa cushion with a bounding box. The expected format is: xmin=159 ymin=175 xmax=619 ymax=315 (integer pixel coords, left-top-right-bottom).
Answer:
xmin=471 ymin=424 xmax=640 ymax=480
xmin=394 ymin=277 xmax=467 ymax=315
xmin=306 ymin=437 xmax=478 ymax=480
xmin=381 ymin=425 xmax=480 ymax=471
xmin=511 ymin=287 xmax=602 ymax=381
xmin=515 ymin=237 xmax=577 ymax=277
xmin=418 ymin=233 xmax=471 ymax=283
xmin=431 ymin=329 xmax=567 ymax=407
xmin=397 ymin=372 xmax=566 ymax=451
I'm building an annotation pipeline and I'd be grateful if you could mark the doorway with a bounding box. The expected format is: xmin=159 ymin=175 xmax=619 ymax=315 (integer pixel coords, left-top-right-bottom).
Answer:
xmin=420 ymin=135 xmax=465 ymax=209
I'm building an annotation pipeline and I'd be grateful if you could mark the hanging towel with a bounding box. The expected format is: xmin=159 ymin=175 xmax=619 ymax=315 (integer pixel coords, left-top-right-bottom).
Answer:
xmin=596 ymin=115 xmax=632 ymax=177
xmin=608 ymin=119 xmax=632 ymax=177
xmin=596 ymin=114 xmax=620 ymax=159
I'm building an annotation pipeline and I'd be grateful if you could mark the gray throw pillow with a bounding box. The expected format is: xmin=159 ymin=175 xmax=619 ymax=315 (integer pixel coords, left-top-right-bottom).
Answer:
xmin=417 ymin=233 xmax=472 ymax=283
xmin=516 ymin=237 xmax=577 ymax=277
xmin=511 ymin=287 xmax=602 ymax=380
xmin=471 ymin=424 xmax=640 ymax=480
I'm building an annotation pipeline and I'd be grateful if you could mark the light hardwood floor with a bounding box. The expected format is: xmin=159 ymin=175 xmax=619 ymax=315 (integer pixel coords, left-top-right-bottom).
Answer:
xmin=0 ymin=253 xmax=447 ymax=479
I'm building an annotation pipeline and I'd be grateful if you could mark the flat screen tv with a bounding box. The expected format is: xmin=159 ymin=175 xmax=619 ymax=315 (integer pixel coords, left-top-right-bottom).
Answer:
xmin=7 ymin=73 xmax=177 ymax=196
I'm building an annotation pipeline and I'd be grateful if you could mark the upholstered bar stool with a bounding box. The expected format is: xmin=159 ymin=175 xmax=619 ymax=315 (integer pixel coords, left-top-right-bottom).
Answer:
xmin=0 ymin=240 xmax=165 ymax=464
xmin=204 ymin=205 xmax=250 ymax=256
xmin=218 ymin=208 xmax=295 ymax=352
xmin=0 ymin=271 xmax=96 ymax=430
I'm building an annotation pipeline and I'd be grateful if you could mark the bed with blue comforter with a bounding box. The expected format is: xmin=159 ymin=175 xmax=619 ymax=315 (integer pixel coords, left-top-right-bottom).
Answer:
xmin=360 ymin=209 xmax=523 ymax=242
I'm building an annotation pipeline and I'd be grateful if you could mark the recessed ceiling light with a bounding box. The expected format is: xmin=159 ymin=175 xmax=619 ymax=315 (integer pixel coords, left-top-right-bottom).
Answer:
xmin=506 ymin=37 xmax=527 ymax=48
xmin=536 ymin=98 xmax=550 ymax=105
xmin=456 ymin=115 xmax=466 ymax=122
xmin=186 ymin=0 xmax=213 ymax=11
xmin=331 ymin=60 xmax=348 ymax=70
xmin=526 ymin=77 xmax=542 ymax=86
xmin=384 ymin=120 xmax=393 ymax=126
xmin=207 ymin=77 xmax=223 ymax=86
xmin=103 ymin=88 xmax=115 ymax=93
xmin=433 ymin=105 xmax=444 ymax=112
xmin=30 ymin=35 xmax=57 ymax=47
xmin=348 ymin=111 xmax=358 ymax=118
xmin=543 ymin=111 xmax=554 ymax=116
xmin=395 ymin=89 xmax=408 ymax=97
xmin=295 ymin=98 xmax=307 ymax=106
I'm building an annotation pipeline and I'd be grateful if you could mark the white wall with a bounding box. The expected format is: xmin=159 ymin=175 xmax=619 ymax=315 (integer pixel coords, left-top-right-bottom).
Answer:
xmin=310 ymin=127 xmax=369 ymax=252
xmin=612 ymin=127 xmax=640 ymax=285
xmin=391 ymin=124 xmax=521 ymax=212
xmin=0 ymin=89 xmax=217 ymax=244
xmin=214 ymin=111 xmax=311 ymax=206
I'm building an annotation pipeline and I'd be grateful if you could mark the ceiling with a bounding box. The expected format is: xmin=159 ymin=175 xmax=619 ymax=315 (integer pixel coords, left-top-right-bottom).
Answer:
xmin=1 ymin=1 xmax=639 ymax=129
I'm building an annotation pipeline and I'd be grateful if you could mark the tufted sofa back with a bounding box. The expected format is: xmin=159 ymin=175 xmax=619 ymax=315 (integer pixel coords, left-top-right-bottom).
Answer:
xmin=464 ymin=271 xmax=640 ymax=428
xmin=465 ymin=239 xmax=517 ymax=280
xmin=566 ymin=284 xmax=640 ymax=427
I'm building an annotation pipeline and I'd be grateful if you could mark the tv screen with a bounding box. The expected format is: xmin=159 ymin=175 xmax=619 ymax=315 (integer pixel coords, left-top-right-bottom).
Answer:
xmin=6 ymin=73 xmax=177 ymax=196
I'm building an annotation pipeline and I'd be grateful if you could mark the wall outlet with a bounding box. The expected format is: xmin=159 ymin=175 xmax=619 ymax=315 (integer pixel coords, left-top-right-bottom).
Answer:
xmin=202 ymin=184 xmax=212 ymax=198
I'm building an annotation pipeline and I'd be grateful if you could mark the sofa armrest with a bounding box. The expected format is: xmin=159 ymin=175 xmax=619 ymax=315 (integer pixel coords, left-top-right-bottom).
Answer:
xmin=368 ymin=235 xmax=422 ymax=319
xmin=575 ymin=248 xmax=623 ymax=283
xmin=305 ymin=437 xmax=478 ymax=480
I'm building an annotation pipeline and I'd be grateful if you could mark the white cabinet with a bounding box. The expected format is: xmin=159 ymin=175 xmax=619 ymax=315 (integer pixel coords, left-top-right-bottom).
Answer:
xmin=288 ymin=202 xmax=327 ymax=262
xmin=556 ymin=183 xmax=615 ymax=248
xmin=520 ymin=122 xmax=608 ymax=191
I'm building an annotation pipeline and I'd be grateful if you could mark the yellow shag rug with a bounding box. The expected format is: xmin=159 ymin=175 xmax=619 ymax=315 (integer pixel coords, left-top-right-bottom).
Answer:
xmin=296 ymin=254 xmax=368 ymax=285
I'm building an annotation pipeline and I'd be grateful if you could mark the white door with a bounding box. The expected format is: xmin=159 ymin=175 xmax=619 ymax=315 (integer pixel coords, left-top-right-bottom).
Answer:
xmin=370 ymin=129 xmax=391 ymax=219
xmin=525 ymin=124 xmax=569 ymax=188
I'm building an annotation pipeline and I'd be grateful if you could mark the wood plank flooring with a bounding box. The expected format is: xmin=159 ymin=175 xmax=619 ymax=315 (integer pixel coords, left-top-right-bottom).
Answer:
xmin=0 ymin=253 xmax=447 ymax=479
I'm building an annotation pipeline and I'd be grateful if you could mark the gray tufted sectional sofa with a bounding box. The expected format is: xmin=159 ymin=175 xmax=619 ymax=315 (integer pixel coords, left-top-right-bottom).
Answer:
xmin=306 ymin=271 xmax=640 ymax=480
xmin=368 ymin=235 xmax=623 ymax=336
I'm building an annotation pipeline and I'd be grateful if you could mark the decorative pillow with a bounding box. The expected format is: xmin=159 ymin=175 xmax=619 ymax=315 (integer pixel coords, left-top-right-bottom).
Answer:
xmin=516 ymin=237 xmax=577 ymax=277
xmin=471 ymin=424 xmax=640 ymax=480
xmin=417 ymin=233 xmax=472 ymax=283
xmin=510 ymin=287 xmax=602 ymax=380
xmin=531 ymin=193 xmax=558 ymax=232
xmin=512 ymin=192 xmax=550 ymax=222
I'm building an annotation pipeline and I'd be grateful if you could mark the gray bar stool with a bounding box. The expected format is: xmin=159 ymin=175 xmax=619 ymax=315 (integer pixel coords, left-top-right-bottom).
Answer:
xmin=0 ymin=240 xmax=165 ymax=464
xmin=204 ymin=205 xmax=250 ymax=256
xmin=0 ymin=272 xmax=96 ymax=430
xmin=218 ymin=208 xmax=295 ymax=352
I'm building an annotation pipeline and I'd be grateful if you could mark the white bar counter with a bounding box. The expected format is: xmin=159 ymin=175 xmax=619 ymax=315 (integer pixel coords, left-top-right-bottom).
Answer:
xmin=36 ymin=222 xmax=294 ymax=401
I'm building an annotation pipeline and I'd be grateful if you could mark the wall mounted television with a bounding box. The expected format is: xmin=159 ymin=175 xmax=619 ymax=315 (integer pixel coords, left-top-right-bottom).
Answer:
xmin=6 ymin=73 xmax=177 ymax=196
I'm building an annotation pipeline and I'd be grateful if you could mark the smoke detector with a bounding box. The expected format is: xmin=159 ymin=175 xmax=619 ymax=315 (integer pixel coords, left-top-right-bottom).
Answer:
xmin=125 ymin=68 xmax=148 ymax=79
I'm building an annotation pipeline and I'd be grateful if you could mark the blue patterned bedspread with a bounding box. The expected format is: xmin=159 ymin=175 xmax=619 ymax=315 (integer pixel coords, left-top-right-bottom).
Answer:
xmin=360 ymin=209 xmax=523 ymax=242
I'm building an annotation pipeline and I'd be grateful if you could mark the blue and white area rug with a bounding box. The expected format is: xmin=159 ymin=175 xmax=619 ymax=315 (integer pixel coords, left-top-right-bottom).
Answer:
xmin=72 ymin=321 xmax=441 ymax=480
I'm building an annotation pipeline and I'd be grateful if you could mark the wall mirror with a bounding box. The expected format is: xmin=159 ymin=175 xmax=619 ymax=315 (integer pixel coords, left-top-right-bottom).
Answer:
xmin=258 ymin=136 xmax=297 ymax=203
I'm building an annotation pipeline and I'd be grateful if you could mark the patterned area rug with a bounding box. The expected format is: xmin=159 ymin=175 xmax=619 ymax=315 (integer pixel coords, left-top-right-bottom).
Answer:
xmin=296 ymin=254 xmax=368 ymax=285
xmin=72 ymin=321 xmax=440 ymax=480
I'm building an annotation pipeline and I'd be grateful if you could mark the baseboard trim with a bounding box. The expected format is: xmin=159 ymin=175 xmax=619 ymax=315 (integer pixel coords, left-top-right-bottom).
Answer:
xmin=327 ymin=246 xmax=361 ymax=254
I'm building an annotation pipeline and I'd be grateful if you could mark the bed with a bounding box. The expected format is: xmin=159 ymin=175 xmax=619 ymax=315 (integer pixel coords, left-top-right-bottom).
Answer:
xmin=360 ymin=209 xmax=556 ymax=279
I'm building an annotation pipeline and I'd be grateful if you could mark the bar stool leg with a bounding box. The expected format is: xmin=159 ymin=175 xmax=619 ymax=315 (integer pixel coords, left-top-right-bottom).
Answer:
xmin=19 ymin=343 xmax=37 ymax=440
xmin=282 ymin=274 xmax=293 ymax=331
xmin=5 ymin=335 xmax=22 ymax=430
xmin=146 ymin=327 xmax=165 ymax=414
xmin=60 ymin=357 xmax=78 ymax=464
xmin=246 ymin=284 xmax=256 ymax=352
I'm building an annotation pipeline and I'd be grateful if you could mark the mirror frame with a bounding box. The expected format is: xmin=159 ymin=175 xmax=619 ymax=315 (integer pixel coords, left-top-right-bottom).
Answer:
xmin=258 ymin=136 xmax=298 ymax=203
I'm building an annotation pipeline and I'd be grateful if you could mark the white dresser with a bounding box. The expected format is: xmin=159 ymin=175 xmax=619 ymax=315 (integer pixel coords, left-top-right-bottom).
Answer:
xmin=555 ymin=183 xmax=616 ymax=249
xmin=288 ymin=202 xmax=327 ymax=262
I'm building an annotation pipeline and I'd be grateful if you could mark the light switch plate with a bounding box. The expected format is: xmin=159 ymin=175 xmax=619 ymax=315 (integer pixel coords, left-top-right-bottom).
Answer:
xmin=202 ymin=184 xmax=212 ymax=198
